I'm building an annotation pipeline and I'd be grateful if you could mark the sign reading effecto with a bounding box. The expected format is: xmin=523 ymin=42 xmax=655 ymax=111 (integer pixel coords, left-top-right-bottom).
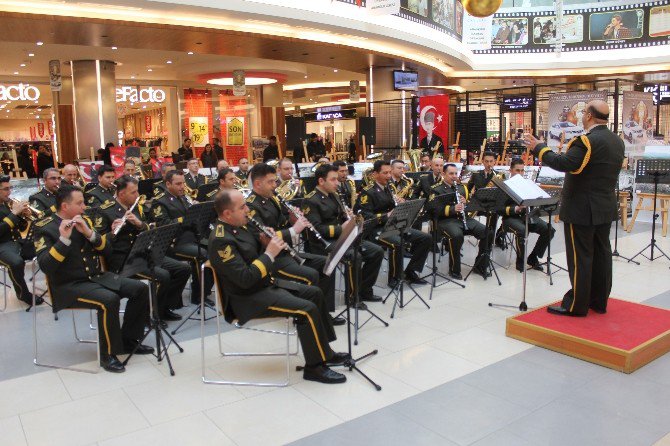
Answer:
xmin=116 ymin=86 xmax=166 ymax=103
xmin=0 ymin=83 xmax=40 ymax=101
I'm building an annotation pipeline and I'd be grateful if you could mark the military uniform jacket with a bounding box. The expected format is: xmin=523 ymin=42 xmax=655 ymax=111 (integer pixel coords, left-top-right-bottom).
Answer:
xmin=153 ymin=180 xmax=167 ymax=197
xmin=85 ymin=184 xmax=115 ymax=208
xmin=93 ymin=199 xmax=150 ymax=272
xmin=0 ymin=202 xmax=27 ymax=243
xmin=185 ymin=172 xmax=207 ymax=190
xmin=467 ymin=170 xmax=495 ymax=193
xmin=29 ymin=188 xmax=57 ymax=217
xmin=301 ymin=188 xmax=345 ymax=254
xmin=235 ymin=170 xmax=249 ymax=182
xmin=208 ymin=220 xmax=275 ymax=324
xmin=151 ymin=192 xmax=196 ymax=245
xmin=412 ymin=173 xmax=441 ymax=199
xmin=533 ymin=125 xmax=624 ymax=225
xmin=427 ymin=182 xmax=469 ymax=221
xmin=338 ymin=179 xmax=357 ymax=209
xmin=390 ymin=176 xmax=413 ymax=199
xmin=34 ymin=215 xmax=116 ymax=311
xmin=354 ymin=183 xmax=394 ymax=234
xmin=246 ymin=192 xmax=294 ymax=243
xmin=204 ymin=187 xmax=221 ymax=201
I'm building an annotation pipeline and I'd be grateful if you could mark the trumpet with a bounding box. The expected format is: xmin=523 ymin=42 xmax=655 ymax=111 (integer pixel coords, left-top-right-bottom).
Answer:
xmin=452 ymin=184 xmax=468 ymax=231
xmin=275 ymin=194 xmax=331 ymax=250
xmin=112 ymin=196 xmax=141 ymax=236
xmin=10 ymin=198 xmax=44 ymax=221
xmin=247 ymin=216 xmax=305 ymax=265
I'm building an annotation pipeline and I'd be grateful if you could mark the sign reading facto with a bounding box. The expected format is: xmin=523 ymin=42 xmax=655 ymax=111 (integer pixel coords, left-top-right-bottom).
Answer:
xmin=305 ymin=108 xmax=357 ymax=121
xmin=0 ymin=83 xmax=40 ymax=101
xmin=643 ymin=84 xmax=670 ymax=105
xmin=116 ymin=86 xmax=166 ymax=103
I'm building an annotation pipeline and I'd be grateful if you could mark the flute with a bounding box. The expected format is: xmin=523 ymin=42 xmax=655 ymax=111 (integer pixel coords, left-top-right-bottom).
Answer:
xmin=113 ymin=196 xmax=141 ymax=236
xmin=247 ymin=216 xmax=305 ymax=265
xmin=275 ymin=194 xmax=331 ymax=250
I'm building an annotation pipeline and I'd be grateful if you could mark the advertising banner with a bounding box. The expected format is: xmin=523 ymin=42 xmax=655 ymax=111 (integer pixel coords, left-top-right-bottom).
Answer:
xmin=463 ymin=11 xmax=492 ymax=50
xmin=188 ymin=117 xmax=209 ymax=147
xmin=49 ymin=60 xmax=61 ymax=92
xmin=226 ymin=117 xmax=245 ymax=146
xmin=37 ymin=122 xmax=45 ymax=138
xmin=144 ymin=115 xmax=152 ymax=134
xmin=349 ymin=80 xmax=360 ymax=102
xmin=367 ymin=0 xmax=400 ymax=16
xmin=546 ymin=91 xmax=607 ymax=149
xmin=621 ymin=91 xmax=654 ymax=154
xmin=418 ymin=94 xmax=450 ymax=157
xmin=233 ymin=70 xmax=246 ymax=97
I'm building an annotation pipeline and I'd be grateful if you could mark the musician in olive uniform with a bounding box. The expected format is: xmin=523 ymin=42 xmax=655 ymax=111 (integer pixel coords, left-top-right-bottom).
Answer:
xmin=389 ymin=160 xmax=413 ymax=199
xmin=203 ymin=168 xmax=237 ymax=201
xmin=151 ymin=170 xmax=213 ymax=305
xmin=468 ymin=152 xmax=500 ymax=249
xmin=209 ymin=189 xmax=348 ymax=383
xmin=430 ymin=164 xmax=489 ymax=280
xmin=0 ymin=175 xmax=41 ymax=306
xmin=276 ymin=158 xmax=305 ymax=199
xmin=184 ymin=159 xmax=207 ymax=190
xmin=152 ymin=162 xmax=176 ymax=197
xmin=302 ymin=164 xmax=384 ymax=305
xmin=526 ymin=100 xmax=624 ymax=316
xmin=94 ymin=175 xmax=190 ymax=321
xmin=333 ymin=160 xmax=357 ymax=209
xmin=498 ymin=159 xmax=554 ymax=272
xmin=29 ymin=167 xmax=60 ymax=217
xmin=34 ymin=185 xmax=152 ymax=372
xmin=412 ymin=157 xmax=444 ymax=199
xmin=85 ymin=165 xmax=116 ymax=208
xmin=235 ymin=158 xmax=250 ymax=186
xmin=355 ymin=160 xmax=431 ymax=288
xmin=61 ymin=164 xmax=80 ymax=188
xmin=246 ymin=163 xmax=336 ymax=315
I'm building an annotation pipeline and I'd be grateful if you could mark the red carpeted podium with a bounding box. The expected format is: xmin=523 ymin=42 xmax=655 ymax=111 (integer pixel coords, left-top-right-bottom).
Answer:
xmin=506 ymin=298 xmax=670 ymax=373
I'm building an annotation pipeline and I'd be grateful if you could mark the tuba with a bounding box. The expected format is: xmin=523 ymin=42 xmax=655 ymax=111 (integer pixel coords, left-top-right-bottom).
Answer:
xmin=407 ymin=149 xmax=422 ymax=172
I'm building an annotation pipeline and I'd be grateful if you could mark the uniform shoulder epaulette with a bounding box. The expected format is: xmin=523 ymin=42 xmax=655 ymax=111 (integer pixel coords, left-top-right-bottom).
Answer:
xmin=100 ymin=201 xmax=115 ymax=209
xmin=153 ymin=192 xmax=165 ymax=200
xmin=35 ymin=216 xmax=53 ymax=227
xmin=246 ymin=194 xmax=256 ymax=203
xmin=206 ymin=189 xmax=217 ymax=198
xmin=214 ymin=223 xmax=225 ymax=238
xmin=362 ymin=183 xmax=375 ymax=191
xmin=430 ymin=181 xmax=443 ymax=189
xmin=305 ymin=190 xmax=316 ymax=199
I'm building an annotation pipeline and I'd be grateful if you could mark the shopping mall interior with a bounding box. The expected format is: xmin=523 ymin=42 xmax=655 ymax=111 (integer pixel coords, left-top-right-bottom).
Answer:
xmin=1 ymin=0 xmax=670 ymax=445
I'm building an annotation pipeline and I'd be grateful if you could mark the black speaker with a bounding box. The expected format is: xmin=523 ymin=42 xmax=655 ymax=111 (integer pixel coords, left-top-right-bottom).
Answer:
xmin=285 ymin=116 xmax=306 ymax=162
xmin=359 ymin=117 xmax=376 ymax=145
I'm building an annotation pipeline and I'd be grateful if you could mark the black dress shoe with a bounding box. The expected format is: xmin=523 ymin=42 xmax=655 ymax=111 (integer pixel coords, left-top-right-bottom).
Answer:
xmin=331 ymin=315 xmax=346 ymax=326
xmin=326 ymin=352 xmax=351 ymax=366
xmin=527 ymin=257 xmax=544 ymax=272
xmin=191 ymin=296 xmax=215 ymax=307
xmin=405 ymin=271 xmax=428 ymax=285
xmin=20 ymin=294 xmax=44 ymax=306
xmin=123 ymin=340 xmax=155 ymax=355
xmin=100 ymin=354 xmax=125 ymax=373
xmin=161 ymin=310 xmax=182 ymax=321
xmin=361 ymin=294 xmax=383 ymax=302
xmin=449 ymin=271 xmax=463 ymax=281
xmin=303 ymin=364 xmax=347 ymax=384
xmin=546 ymin=305 xmax=586 ymax=317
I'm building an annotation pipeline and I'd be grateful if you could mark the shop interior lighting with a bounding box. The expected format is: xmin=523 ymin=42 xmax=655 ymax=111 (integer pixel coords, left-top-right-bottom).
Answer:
xmin=111 ymin=46 xmax=117 ymax=50
xmin=166 ymin=60 xmax=172 ymax=64
xmin=20 ymin=63 xmax=26 ymax=67
xmin=28 ymin=53 xmax=34 ymax=57
xmin=187 ymin=51 xmax=194 ymax=55
xmin=207 ymin=77 xmax=277 ymax=86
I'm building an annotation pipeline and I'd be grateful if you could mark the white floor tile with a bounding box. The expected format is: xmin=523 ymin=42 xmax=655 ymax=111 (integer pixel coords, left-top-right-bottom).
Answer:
xmin=428 ymin=327 xmax=531 ymax=366
xmin=0 ymin=415 xmax=27 ymax=446
xmin=0 ymin=370 xmax=71 ymax=419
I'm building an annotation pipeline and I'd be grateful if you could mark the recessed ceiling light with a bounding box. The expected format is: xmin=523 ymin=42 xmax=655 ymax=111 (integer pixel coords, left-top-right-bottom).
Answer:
xmin=36 ymin=115 xmax=40 ymax=119
xmin=333 ymin=69 xmax=338 ymax=73
xmin=187 ymin=51 xmax=194 ymax=55
xmin=166 ymin=60 xmax=172 ymax=64
xmin=111 ymin=46 xmax=118 ymax=50
xmin=20 ymin=63 xmax=26 ymax=67
xmin=142 ymin=105 xmax=146 ymax=109
xmin=13 ymin=71 xmax=18 ymax=75
xmin=304 ymin=75 xmax=308 ymax=79
xmin=130 ymin=75 xmax=135 ymax=79
xmin=147 ymin=68 xmax=153 ymax=72
xmin=28 ymin=53 xmax=34 ymax=57
xmin=36 ymin=41 xmax=43 ymax=46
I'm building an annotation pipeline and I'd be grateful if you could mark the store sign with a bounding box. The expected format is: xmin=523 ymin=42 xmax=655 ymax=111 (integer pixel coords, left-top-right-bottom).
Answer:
xmin=305 ymin=109 xmax=357 ymax=121
xmin=116 ymin=86 xmax=166 ymax=104
xmin=643 ymin=84 xmax=670 ymax=105
xmin=189 ymin=117 xmax=209 ymax=146
xmin=226 ymin=117 xmax=245 ymax=146
xmin=0 ymin=83 xmax=40 ymax=101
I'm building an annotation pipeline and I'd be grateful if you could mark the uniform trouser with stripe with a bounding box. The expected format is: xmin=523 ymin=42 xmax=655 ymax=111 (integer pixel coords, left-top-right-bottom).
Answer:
xmin=172 ymin=243 xmax=213 ymax=302
xmin=379 ymin=228 xmax=431 ymax=280
xmin=71 ymin=278 xmax=149 ymax=356
xmin=438 ymin=218 xmax=488 ymax=275
xmin=343 ymin=241 xmax=384 ymax=302
xmin=0 ymin=242 xmax=31 ymax=301
xmin=139 ymin=257 xmax=191 ymax=314
xmin=255 ymin=282 xmax=335 ymax=366
xmin=561 ymin=222 xmax=613 ymax=316
xmin=503 ymin=217 xmax=555 ymax=267
xmin=273 ymin=254 xmax=337 ymax=312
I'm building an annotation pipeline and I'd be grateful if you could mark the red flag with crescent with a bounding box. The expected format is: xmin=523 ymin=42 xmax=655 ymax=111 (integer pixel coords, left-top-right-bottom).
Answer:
xmin=418 ymin=94 xmax=450 ymax=157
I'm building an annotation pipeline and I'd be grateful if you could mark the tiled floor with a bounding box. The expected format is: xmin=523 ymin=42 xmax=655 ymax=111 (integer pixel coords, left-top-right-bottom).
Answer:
xmin=1 ymin=221 xmax=669 ymax=446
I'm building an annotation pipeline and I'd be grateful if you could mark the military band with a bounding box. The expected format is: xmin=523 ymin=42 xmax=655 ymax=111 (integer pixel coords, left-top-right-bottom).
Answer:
xmin=85 ymin=165 xmax=116 ymax=208
xmin=184 ymin=159 xmax=208 ymax=190
xmin=29 ymin=168 xmax=59 ymax=217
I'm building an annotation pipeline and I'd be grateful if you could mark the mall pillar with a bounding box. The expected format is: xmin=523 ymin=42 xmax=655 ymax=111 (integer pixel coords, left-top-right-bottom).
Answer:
xmin=71 ymin=60 xmax=117 ymax=159
xmin=366 ymin=66 xmax=405 ymax=150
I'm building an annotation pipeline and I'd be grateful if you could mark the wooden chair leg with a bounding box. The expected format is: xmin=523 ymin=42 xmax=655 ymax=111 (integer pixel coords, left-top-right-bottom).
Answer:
xmin=619 ymin=196 xmax=628 ymax=231
xmin=627 ymin=197 xmax=644 ymax=233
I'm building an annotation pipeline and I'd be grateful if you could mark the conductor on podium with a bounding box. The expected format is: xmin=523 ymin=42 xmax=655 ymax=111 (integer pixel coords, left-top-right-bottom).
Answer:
xmin=524 ymin=99 xmax=624 ymax=316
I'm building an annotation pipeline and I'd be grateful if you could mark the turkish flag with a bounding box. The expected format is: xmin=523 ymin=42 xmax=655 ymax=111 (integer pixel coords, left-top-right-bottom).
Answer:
xmin=418 ymin=94 xmax=450 ymax=157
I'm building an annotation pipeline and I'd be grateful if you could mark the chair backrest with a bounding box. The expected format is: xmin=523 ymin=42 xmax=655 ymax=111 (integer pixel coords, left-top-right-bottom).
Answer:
xmin=204 ymin=262 xmax=236 ymax=323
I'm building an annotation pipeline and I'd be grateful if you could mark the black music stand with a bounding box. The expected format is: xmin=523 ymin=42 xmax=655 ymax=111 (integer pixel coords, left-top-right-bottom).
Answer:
xmin=421 ymin=192 xmax=465 ymax=299
xmin=630 ymin=160 xmax=670 ymax=264
xmin=333 ymin=217 xmax=389 ymax=344
xmin=380 ymin=198 xmax=429 ymax=318
xmin=121 ymin=224 xmax=184 ymax=375
xmin=488 ymin=176 xmax=559 ymax=311
xmin=196 ymin=183 xmax=219 ymax=202
xmin=613 ymin=169 xmax=638 ymax=265
xmin=463 ymin=187 xmax=507 ymax=285
xmin=171 ymin=201 xmax=217 ymax=335
xmin=534 ymin=203 xmax=567 ymax=285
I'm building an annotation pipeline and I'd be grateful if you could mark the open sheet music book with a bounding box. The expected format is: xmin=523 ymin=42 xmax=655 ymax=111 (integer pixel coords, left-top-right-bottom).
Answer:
xmin=505 ymin=174 xmax=550 ymax=201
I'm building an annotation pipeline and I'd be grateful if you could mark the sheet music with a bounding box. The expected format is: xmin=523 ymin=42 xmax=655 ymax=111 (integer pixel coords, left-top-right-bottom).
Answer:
xmin=324 ymin=223 xmax=359 ymax=276
xmin=505 ymin=174 xmax=550 ymax=200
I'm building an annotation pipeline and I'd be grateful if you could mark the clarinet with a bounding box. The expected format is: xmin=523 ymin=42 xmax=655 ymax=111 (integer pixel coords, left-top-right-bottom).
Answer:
xmin=275 ymin=194 xmax=331 ymax=250
xmin=452 ymin=184 xmax=469 ymax=231
xmin=247 ymin=216 xmax=305 ymax=265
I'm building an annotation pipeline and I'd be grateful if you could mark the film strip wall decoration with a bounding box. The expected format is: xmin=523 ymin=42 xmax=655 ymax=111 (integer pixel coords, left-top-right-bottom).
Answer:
xmin=475 ymin=1 xmax=670 ymax=54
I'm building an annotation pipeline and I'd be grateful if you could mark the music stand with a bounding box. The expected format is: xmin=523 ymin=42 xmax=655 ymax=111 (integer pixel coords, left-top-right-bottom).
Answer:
xmin=630 ymin=159 xmax=670 ymax=263
xmin=120 ymin=224 xmax=184 ymax=375
xmin=420 ymin=192 xmax=465 ymax=299
xmin=196 ymin=182 xmax=219 ymax=202
xmin=171 ymin=201 xmax=218 ymax=335
xmin=612 ymin=169 xmax=638 ymax=265
xmin=463 ymin=187 xmax=507 ymax=285
xmin=488 ymin=176 xmax=559 ymax=311
xmin=333 ymin=217 xmax=389 ymax=344
xmin=320 ymin=217 xmax=381 ymax=391
xmin=380 ymin=198 xmax=429 ymax=318
xmin=534 ymin=203 xmax=567 ymax=285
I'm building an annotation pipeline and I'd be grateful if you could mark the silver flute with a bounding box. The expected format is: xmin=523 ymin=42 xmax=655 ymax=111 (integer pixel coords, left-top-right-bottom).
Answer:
xmin=247 ymin=216 xmax=305 ymax=265
xmin=275 ymin=194 xmax=331 ymax=250
xmin=452 ymin=184 xmax=469 ymax=231
xmin=113 ymin=196 xmax=141 ymax=236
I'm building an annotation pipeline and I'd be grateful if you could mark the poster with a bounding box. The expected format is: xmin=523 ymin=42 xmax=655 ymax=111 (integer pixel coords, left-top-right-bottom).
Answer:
xmin=432 ymin=0 xmax=455 ymax=32
xmin=418 ymin=94 xmax=450 ymax=156
xmin=406 ymin=0 xmax=427 ymax=17
xmin=188 ymin=117 xmax=209 ymax=147
xmin=144 ymin=115 xmax=152 ymax=134
xmin=589 ymin=9 xmax=644 ymax=41
xmin=233 ymin=70 xmax=245 ymax=97
xmin=491 ymin=17 xmax=528 ymax=46
xmin=463 ymin=11 xmax=492 ymax=50
xmin=532 ymin=14 xmax=583 ymax=44
xmin=349 ymin=80 xmax=360 ymax=102
xmin=226 ymin=117 xmax=245 ymax=146
xmin=650 ymin=5 xmax=670 ymax=37
xmin=546 ymin=91 xmax=607 ymax=149
xmin=49 ymin=60 xmax=61 ymax=92
xmin=621 ymin=91 xmax=654 ymax=154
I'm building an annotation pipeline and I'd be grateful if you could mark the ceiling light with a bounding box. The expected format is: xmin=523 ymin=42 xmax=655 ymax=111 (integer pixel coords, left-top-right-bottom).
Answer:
xmin=142 ymin=105 xmax=146 ymax=109
xmin=333 ymin=69 xmax=338 ymax=73
xmin=28 ymin=53 xmax=34 ymax=57
xmin=130 ymin=75 xmax=135 ymax=79
xmin=206 ymin=77 xmax=278 ymax=86
xmin=36 ymin=41 xmax=43 ymax=46
xmin=13 ymin=71 xmax=18 ymax=75
xmin=36 ymin=115 xmax=40 ymax=119
xmin=166 ymin=60 xmax=172 ymax=64
xmin=111 ymin=46 xmax=118 ymax=50
xmin=147 ymin=68 xmax=153 ymax=72
xmin=20 ymin=63 xmax=26 ymax=67
xmin=187 ymin=51 xmax=194 ymax=55
xmin=304 ymin=75 xmax=308 ymax=79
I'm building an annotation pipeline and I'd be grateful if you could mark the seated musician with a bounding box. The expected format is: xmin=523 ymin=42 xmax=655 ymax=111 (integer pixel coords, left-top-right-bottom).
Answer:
xmin=235 ymin=157 xmax=250 ymax=185
xmin=246 ymin=163 xmax=337 ymax=322
xmin=123 ymin=160 xmax=139 ymax=178
xmin=419 ymin=152 xmax=431 ymax=172
xmin=0 ymin=175 xmax=42 ymax=306
xmin=93 ymin=175 xmax=190 ymax=321
xmin=185 ymin=158 xmax=208 ymax=190
xmin=333 ymin=160 xmax=356 ymax=210
xmin=60 ymin=164 xmax=81 ymax=188
xmin=355 ymin=160 xmax=431 ymax=288
xmin=412 ymin=157 xmax=444 ymax=199
xmin=151 ymin=170 xmax=213 ymax=306
xmin=85 ymin=165 xmax=116 ymax=208
xmin=30 ymin=167 xmax=60 ymax=217
xmin=204 ymin=168 xmax=237 ymax=201
xmin=209 ymin=189 xmax=349 ymax=383
xmin=389 ymin=160 xmax=413 ymax=199
xmin=34 ymin=184 xmax=152 ymax=373
xmin=468 ymin=151 xmax=499 ymax=250
xmin=153 ymin=162 xmax=176 ymax=196
xmin=499 ymin=159 xmax=555 ymax=272
xmin=302 ymin=164 xmax=384 ymax=305
xmin=429 ymin=163 xmax=490 ymax=280
xmin=276 ymin=158 xmax=305 ymax=199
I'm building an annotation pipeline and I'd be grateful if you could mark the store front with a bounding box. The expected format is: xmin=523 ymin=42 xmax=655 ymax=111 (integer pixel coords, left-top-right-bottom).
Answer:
xmin=304 ymin=106 xmax=357 ymax=152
